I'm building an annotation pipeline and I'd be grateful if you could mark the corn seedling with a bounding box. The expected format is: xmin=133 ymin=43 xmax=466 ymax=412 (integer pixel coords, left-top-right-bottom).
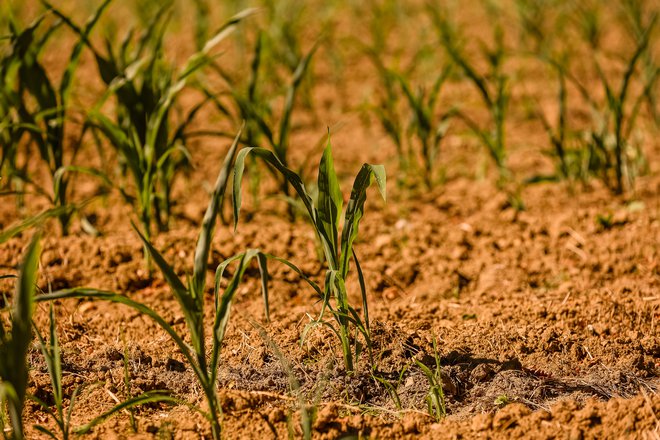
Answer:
xmin=233 ymin=140 xmax=386 ymax=373
xmin=429 ymin=5 xmax=511 ymax=182
xmin=562 ymin=12 xmax=657 ymax=193
xmin=260 ymin=0 xmax=320 ymax=115
xmin=620 ymin=0 xmax=660 ymax=127
xmin=514 ymin=0 xmax=570 ymax=56
xmin=415 ymin=336 xmax=446 ymax=422
xmin=0 ymin=14 xmax=26 ymax=210
xmin=48 ymin=3 xmax=254 ymax=238
xmin=372 ymin=363 xmax=407 ymax=411
xmin=532 ymin=56 xmax=575 ymax=182
xmin=369 ymin=59 xmax=453 ymax=188
xmin=260 ymin=0 xmax=306 ymax=75
xmin=574 ymin=0 xmax=604 ymax=51
xmin=360 ymin=0 xmax=410 ymax=56
xmin=0 ymin=1 xmax=111 ymax=235
xmin=216 ymin=37 xmax=317 ymax=215
xmin=0 ymin=234 xmax=40 ymax=440
xmin=37 ymin=130 xmax=270 ymax=439
xmin=31 ymin=304 xmax=79 ymax=439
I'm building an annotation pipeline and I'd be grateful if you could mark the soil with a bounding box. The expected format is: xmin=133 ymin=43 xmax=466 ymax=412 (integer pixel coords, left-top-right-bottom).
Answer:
xmin=1 ymin=1 xmax=659 ymax=439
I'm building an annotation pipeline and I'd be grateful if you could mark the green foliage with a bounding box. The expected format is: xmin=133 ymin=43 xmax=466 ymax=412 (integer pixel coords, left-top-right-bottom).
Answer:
xmin=369 ymin=57 xmax=453 ymax=188
xmin=217 ymin=35 xmax=317 ymax=214
xmin=621 ymin=0 xmax=660 ymax=127
xmin=37 ymin=130 xmax=266 ymax=440
xmin=415 ymin=336 xmax=446 ymax=422
xmin=429 ymin=4 xmax=511 ymax=182
xmin=514 ymin=0 xmax=568 ymax=55
xmin=233 ymin=140 xmax=386 ymax=373
xmin=0 ymin=234 xmax=40 ymax=440
xmin=536 ymin=8 xmax=658 ymax=192
xmin=48 ymin=4 xmax=254 ymax=237
xmin=494 ymin=394 xmax=510 ymax=407
xmin=0 ymin=1 xmax=111 ymax=235
xmin=584 ymin=13 xmax=657 ymax=193
xmin=534 ymin=58 xmax=573 ymax=181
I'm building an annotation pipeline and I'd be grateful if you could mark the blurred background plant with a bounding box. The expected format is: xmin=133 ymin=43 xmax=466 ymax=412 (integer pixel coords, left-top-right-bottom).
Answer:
xmin=0 ymin=1 xmax=111 ymax=235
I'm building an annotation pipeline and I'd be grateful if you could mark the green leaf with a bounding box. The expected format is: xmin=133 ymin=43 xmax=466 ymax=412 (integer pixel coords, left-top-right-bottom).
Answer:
xmin=233 ymin=147 xmax=316 ymax=231
xmin=0 ymin=206 xmax=74 ymax=244
xmin=210 ymin=249 xmax=262 ymax=377
xmin=32 ymin=425 xmax=58 ymax=440
xmin=132 ymin=225 xmax=204 ymax=358
xmin=58 ymin=0 xmax=112 ymax=103
xmin=74 ymin=390 xmax=178 ymax=434
xmin=339 ymin=164 xmax=386 ymax=278
xmin=0 ymin=233 xmax=40 ymax=440
xmin=352 ymin=249 xmax=369 ymax=335
xmin=316 ymin=140 xmax=342 ymax=265
xmin=276 ymin=42 xmax=318 ymax=162
xmin=191 ymin=126 xmax=242 ymax=299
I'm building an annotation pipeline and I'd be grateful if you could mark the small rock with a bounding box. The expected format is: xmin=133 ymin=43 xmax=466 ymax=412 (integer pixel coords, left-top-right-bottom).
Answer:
xmin=165 ymin=358 xmax=186 ymax=372
xmin=470 ymin=363 xmax=495 ymax=383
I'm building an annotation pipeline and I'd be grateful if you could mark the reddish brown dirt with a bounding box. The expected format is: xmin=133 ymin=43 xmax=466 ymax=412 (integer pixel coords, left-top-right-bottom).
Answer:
xmin=1 ymin=1 xmax=660 ymax=439
xmin=2 ymin=167 xmax=658 ymax=439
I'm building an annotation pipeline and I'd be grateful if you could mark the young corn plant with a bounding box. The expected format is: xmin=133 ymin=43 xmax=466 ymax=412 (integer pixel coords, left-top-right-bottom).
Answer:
xmin=215 ymin=36 xmax=317 ymax=212
xmin=563 ymin=12 xmax=657 ymax=193
xmin=0 ymin=13 xmax=25 ymax=207
xmin=429 ymin=5 xmax=511 ymax=183
xmin=0 ymin=234 xmax=40 ymax=440
xmin=532 ymin=54 xmax=602 ymax=185
xmin=621 ymin=0 xmax=660 ymax=127
xmin=0 ymin=67 xmax=26 ymax=209
xmin=31 ymin=304 xmax=80 ymax=440
xmin=259 ymin=0 xmax=320 ymax=116
xmin=233 ymin=140 xmax=386 ymax=373
xmin=48 ymin=4 xmax=255 ymax=238
xmin=369 ymin=60 xmax=453 ymax=189
xmin=31 ymin=303 xmax=176 ymax=439
xmin=0 ymin=1 xmax=111 ymax=235
xmin=37 ymin=131 xmax=269 ymax=440
xmin=533 ymin=57 xmax=575 ymax=182
xmin=416 ymin=336 xmax=446 ymax=421
xmin=514 ymin=0 xmax=570 ymax=56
